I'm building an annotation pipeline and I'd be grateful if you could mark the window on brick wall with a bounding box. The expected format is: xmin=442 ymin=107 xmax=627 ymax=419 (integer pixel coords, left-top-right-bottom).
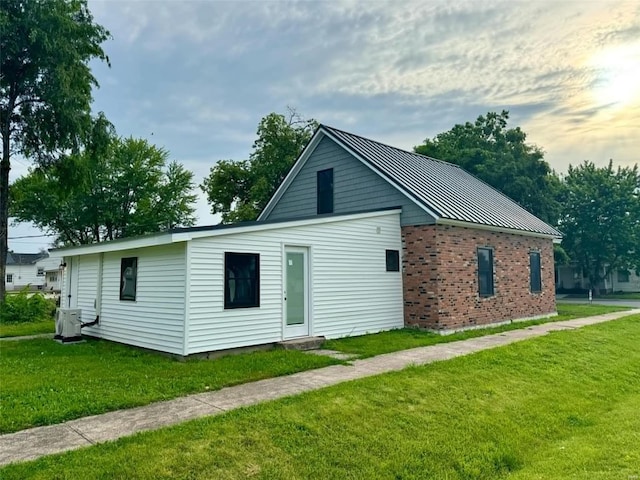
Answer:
xmin=530 ymin=251 xmax=542 ymax=293
xmin=477 ymin=247 xmax=494 ymax=297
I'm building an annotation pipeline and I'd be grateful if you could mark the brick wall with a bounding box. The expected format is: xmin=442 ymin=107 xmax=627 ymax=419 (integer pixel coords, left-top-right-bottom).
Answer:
xmin=402 ymin=224 xmax=556 ymax=331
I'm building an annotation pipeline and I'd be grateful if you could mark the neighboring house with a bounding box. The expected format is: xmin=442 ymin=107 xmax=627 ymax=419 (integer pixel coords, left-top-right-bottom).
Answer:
xmin=5 ymin=252 xmax=49 ymax=291
xmin=35 ymin=255 xmax=64 ymax=292
xmin=57 ymin=124 xmax=561 ymax=356
xmin=556 ymin=264 xmax=640 ymax=293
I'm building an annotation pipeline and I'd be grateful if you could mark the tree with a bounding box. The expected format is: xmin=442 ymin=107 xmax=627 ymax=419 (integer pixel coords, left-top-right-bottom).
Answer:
xmin=10 ymin=122 xmax=198 ymax=246
xmin=414 ymin=111 xmax=561 ymax=225
xmin=201 ymin=110 xmax=317 ymax=223
xmin=559 ymin=160 xmax=640 ymax=295
xmin=0 ymin=0 xmax=110 ymax=299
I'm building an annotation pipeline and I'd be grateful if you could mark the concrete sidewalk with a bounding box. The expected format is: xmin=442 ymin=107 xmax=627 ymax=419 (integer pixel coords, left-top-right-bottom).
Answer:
xmin=1 ymin=309 xmax=638 ymax=466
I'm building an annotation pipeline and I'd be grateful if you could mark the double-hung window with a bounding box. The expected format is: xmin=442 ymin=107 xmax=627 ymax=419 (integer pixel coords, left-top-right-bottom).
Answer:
xmin=477 ymin=247 xmax=494 ymax=297
xmin=120 ymin=257 xmax=138 ymax=301
xmin=530 ymin=252 xmax=542 ymax=293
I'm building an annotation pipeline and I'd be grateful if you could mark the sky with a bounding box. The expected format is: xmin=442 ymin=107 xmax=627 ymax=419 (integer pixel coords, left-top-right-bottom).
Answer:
xmin=8 ymin=0 xmax=640 ymax=253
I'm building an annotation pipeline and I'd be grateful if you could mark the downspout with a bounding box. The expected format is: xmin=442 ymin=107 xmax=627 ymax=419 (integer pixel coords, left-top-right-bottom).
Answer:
xmin=81 ymin=252 xmax=103 ymax=328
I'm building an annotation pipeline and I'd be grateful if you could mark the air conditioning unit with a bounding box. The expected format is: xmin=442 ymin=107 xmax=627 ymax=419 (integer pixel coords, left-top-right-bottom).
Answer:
xmin=54 ymin=309 xmax=82 ymax=343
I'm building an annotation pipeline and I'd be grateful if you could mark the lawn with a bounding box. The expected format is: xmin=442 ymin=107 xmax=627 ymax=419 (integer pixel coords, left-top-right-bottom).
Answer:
xmin=0 ymin=339 xmax=339 ymax=434
xmin=601 ymin=292 xmax=640 ymax=300
xmin=324 ymin=303 xmax=630 ymax=357
xmin=0 ymin=319 xmax=54 ymax=338
xmin=2 ymin=314 xmax=638 ymax=479
xmin=0 ymin=303 xmax=628 ymax=434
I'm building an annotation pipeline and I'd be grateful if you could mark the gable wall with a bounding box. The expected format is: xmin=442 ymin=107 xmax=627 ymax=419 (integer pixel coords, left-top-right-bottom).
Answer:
xmin=265 ymin=136 xmax=433 ymax=226
xmin=403 ymin=224 xmax=556 ymax=331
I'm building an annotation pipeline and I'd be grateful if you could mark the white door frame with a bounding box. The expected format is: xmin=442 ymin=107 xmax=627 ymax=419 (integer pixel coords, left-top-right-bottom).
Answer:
xmin=283 ymin=245 xmax=310 ymax=339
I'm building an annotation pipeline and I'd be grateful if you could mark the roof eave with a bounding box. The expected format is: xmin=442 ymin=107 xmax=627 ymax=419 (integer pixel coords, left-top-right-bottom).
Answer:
xmin=436 ymin=218 xmax=562 ymax=240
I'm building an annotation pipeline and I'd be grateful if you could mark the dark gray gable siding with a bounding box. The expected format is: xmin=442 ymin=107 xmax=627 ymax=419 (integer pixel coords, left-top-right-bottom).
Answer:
xmin=265 ymin=136 xmax=433 ymax=226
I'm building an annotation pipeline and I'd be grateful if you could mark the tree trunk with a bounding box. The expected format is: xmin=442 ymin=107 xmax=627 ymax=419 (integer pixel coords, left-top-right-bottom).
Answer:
xmin=0 ymin=132 xmax=10 ymax=303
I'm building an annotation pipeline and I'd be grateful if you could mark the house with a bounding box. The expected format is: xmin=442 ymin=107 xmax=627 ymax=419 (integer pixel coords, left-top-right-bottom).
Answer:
xmin=56 ymin=124 xmax=561 ymax=356
xmin=556 ymin=264 xmax=640 ymax=294
xmin=5 ymin=252 xmax=49 ymax=291
xmin=35 ymin=255 xmax=64 ymax=292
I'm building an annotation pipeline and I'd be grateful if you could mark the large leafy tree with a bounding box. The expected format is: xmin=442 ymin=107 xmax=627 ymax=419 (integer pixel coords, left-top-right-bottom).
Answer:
xmin=10 ymin=119 xmax=198 ymax=245
xmin=559 ymin=160 xmax=640 ymax=294
xmin=0 ymin=0 xmax=110 ymax=299
xmin=201 ymin=110 xmax=317 ymax=223
xmin=414 ymin=111 xmax=561 ymax=225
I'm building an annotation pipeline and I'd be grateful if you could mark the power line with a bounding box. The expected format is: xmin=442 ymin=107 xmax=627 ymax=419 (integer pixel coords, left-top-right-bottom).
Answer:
xmin=8 ymin=234 xmax=54 ymax=239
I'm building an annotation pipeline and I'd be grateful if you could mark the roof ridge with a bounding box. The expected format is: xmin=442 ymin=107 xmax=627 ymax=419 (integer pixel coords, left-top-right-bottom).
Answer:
xmin=320 ymin=124 xmax=463 ymax=169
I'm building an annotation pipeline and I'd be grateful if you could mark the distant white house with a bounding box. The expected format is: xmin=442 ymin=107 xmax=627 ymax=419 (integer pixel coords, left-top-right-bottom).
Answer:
xmin=5 ymin=252 xmax=49 ymax=291
xmin=556 ymin=264 xmax=640 ymax=293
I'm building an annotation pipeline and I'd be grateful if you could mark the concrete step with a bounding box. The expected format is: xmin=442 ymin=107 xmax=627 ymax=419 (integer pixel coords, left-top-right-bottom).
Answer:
xmin=277 ymin=336 xmax=326 ymax=351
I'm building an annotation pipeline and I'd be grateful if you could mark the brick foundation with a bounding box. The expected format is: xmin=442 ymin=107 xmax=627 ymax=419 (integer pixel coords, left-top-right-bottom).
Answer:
xmin=402 ymin=224 xmax=556 ymax=331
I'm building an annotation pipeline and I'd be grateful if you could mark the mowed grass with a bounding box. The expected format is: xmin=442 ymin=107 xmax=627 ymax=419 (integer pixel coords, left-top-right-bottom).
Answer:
xmin=324 ymin=303 xmax=630 ymax=357
xmin=0 ymin=339 xmax=339 ymax=434
xmin=0 ymin=319 xmax=54 ymax=338
xmin=2 ymin=315 xmax=639 ymax=479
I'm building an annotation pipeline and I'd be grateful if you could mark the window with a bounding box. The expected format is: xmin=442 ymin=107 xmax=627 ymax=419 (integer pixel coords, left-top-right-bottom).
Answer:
xmin=530 ymin=252 xmax=542 ymax=293
xmin=618 ymin=270 xmax=630 ymax=283
xmin=477 ymin=247 xmax=494 ymax=297
xmin=48 ymin=272 xmax=58 ymax=282
xmin=386 ymin=249 xmax=400 ymax=272
xmin=37 ymin=267 xmax=45 ymax=276
xmin=225 ymin=252 xmax=260 ymax=309
xmin=6 ymin=273 xmax=13 ymax=283
xmin=317 ymin=168 xmax=334 ymax=214
xmin=120 ymin=257 xmax=138 ymax=301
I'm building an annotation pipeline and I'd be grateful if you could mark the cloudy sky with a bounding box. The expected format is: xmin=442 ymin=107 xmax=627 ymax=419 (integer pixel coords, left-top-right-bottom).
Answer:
xmin=9 ymin=0 xmax=640 ymax=252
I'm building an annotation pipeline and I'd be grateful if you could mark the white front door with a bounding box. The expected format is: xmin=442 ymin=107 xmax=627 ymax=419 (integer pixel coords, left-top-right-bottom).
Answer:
xmin=284 ymin=247 xmax=309 ymax=339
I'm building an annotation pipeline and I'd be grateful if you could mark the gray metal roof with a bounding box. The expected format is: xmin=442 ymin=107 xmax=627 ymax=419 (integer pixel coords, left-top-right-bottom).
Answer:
xmin=321 ymin=125 xmax=562 ymax=237
xmin=6 ymin=252 xmax=48 ymax=265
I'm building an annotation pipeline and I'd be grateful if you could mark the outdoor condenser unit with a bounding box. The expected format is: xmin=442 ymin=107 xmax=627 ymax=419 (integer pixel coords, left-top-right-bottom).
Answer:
xmin=55 ymin=309 xmax=82 ymax=343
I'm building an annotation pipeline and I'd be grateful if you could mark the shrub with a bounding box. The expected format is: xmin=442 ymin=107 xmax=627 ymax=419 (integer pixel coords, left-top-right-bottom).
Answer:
xmin=0 ymin=289 xmax=56 ymax=324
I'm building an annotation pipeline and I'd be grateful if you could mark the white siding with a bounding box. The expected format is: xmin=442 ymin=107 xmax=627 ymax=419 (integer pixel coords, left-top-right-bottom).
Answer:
xmin=75 ymin=244 xmax=187 ymax=355
xmin=187 ymin=212 xmax=403 ymax=354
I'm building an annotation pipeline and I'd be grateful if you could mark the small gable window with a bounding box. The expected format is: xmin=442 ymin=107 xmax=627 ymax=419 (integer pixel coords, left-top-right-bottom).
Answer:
xmin=317 ymin=168 xmax=334 ymax=214
xmin=386 ymin=250 xmax=400 ymax=272
xmin=120 ymin=257 xmax=138 ymax=301
xmin=37 ymin=267 xmax=45 ymax=276
xmin=530 ymin=252 xmax=542 ymax=293
xmin=225 ymin=252 xmax=260 ymax=309
xmin=6 ymin=273 xmax=13 ymax=283
xmin=477 ymin=247 xmax=494 ymax=297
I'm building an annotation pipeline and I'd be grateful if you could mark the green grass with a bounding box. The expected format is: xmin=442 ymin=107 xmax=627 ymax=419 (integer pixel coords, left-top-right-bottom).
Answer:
xmin=2 ymin=315 xmax=638 ymax=479
xmin=601 ymin=292 xmax=640 ymax=300
xmin=0 ymin=339 xmax=340 ymax=434
xmin=324 ymin=303 xmax=631 ymax=358
xmin=0 ymin=319 xmax=54 ymax=337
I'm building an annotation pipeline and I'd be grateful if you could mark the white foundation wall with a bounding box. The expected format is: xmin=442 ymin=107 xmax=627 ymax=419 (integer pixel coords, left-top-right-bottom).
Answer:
xmin=68 ymin=244 xmax=187 ymax=355
xmin=187 ymin=212 xmax=404 ymax=354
